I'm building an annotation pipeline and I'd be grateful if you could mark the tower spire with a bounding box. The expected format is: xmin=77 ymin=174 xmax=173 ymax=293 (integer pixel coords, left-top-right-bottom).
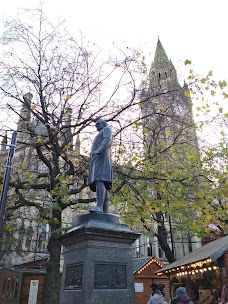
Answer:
xmin=149 ymin=38 xmax=178 ymax=87
xmin=16 ymin=93 xmax=33 ymax=144
xmin=61 ymin=107 xmax=73 ymax=150
xmin=1 ymin=132 xmax=7 ymax=152
xmin=153 ymin=38 xmax=170 ymax=69
xmin=75 ymin=134 xmax=80 ymax=154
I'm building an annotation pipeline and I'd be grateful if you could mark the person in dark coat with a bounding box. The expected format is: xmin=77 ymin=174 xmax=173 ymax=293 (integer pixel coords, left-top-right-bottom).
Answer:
xmin=175 ymin=287 xmax=194 ymax=304
xmin=88 ymin=119 xmax=113 ymax=213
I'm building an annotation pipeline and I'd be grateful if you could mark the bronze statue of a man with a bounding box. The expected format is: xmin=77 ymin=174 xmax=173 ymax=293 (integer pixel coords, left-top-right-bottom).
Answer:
xmin=88 ymin=119 xmax=113 ymax=213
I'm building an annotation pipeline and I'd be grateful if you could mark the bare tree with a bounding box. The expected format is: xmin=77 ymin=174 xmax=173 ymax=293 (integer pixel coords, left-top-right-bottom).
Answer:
xmin=0 ymin=9 xmax=144 ymax=303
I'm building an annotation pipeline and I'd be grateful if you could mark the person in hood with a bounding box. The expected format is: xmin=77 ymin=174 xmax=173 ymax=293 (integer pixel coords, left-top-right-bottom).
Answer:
xmin=175 ymin=287 xmax=194 ymax=304
xmin=147 ymin=283 xmax=167 ymax=304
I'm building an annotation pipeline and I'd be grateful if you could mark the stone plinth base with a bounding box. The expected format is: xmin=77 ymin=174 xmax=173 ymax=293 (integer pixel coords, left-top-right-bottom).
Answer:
xmin=59 ymin=213 xmax=139 ymax=304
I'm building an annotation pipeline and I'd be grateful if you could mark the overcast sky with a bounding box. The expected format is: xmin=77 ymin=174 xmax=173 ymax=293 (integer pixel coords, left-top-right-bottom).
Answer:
xmin=0 ymin=0 xmax=227 ymax=82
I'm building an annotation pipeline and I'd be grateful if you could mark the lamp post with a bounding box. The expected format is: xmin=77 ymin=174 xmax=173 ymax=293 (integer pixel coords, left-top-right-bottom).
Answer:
xmin=0 ymin=131 xmax=17 ymax=230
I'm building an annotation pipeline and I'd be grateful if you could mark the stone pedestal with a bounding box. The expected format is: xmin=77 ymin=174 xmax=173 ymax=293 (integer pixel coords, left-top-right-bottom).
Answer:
xmin=59 ymin=213 xmax=139 ymax=304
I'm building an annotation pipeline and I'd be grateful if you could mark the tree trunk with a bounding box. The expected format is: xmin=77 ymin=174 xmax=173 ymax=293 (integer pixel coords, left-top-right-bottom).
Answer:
xmin=156 ymin=212 xmax=175 ymax=263
xmin=44 ymin=232 xmax=61 ymax=304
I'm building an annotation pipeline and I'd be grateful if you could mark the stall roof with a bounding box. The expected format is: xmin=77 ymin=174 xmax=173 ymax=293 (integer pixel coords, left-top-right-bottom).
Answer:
xmin=133 ymin=256 xmax=166 ymax=273
xmin=157 ymin=235 xmax=228 ymax=273
xmin=133 ymin=257 xmax=152 ymax=273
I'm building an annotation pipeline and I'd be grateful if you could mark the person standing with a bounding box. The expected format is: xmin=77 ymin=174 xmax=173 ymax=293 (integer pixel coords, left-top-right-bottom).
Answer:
xmin=88 ymin=119 xmax=113 ymax=213
xmin=147 ymin=283 xmax=167 ymax=304
xmin=175 ymin=287 xmax=194 ymax=304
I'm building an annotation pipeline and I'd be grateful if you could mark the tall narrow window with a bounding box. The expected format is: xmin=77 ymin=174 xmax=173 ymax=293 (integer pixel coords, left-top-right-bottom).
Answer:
xmin=136 ymin=239 xmax=140 ymax=257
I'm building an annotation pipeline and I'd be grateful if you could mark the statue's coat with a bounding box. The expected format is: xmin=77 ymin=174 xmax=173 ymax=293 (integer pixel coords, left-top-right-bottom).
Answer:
xmin=88 ymin=126 xmax=113 ymax=192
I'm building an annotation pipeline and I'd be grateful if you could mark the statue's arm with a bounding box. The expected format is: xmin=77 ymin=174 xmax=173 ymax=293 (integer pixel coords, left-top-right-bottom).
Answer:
xmin=93 ymin=127 xmax=112 ymax=155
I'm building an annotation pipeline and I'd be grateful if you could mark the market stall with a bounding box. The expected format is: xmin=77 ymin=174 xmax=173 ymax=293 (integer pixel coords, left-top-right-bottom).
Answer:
xmin=156 ymin=235 xmax=228 ymax=304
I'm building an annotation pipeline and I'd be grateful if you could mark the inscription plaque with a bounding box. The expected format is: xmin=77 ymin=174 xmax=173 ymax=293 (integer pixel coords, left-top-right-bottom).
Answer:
xmin=94 ymin=263 xmax=127 ymax=289
xmin=65 ymin=263 xmax=83 ymax=290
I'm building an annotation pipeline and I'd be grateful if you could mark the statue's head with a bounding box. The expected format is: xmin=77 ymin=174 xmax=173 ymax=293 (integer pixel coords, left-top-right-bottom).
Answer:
xmin=23 ymin=93 xmax=33 ymax=103
xmin=95 ymin=119 xmax=107 ymax=131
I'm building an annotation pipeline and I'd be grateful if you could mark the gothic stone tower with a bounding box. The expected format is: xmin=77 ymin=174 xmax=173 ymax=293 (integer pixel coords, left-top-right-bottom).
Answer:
xmin=138 ymin=39 xmax=201 ymax=261
xmin=141 ymin=38 xmax=199 ymax=158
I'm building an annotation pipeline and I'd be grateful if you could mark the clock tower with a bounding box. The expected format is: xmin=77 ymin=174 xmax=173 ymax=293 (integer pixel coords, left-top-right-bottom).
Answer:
xmin=141 ymin=38 xmax=198 ymax=153
xmin=138 ymin=39 xmax=201 ymax=261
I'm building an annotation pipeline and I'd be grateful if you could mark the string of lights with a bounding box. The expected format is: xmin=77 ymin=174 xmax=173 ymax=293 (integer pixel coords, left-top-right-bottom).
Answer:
xmin=165 ymin=259 xmax=220 ymax=276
